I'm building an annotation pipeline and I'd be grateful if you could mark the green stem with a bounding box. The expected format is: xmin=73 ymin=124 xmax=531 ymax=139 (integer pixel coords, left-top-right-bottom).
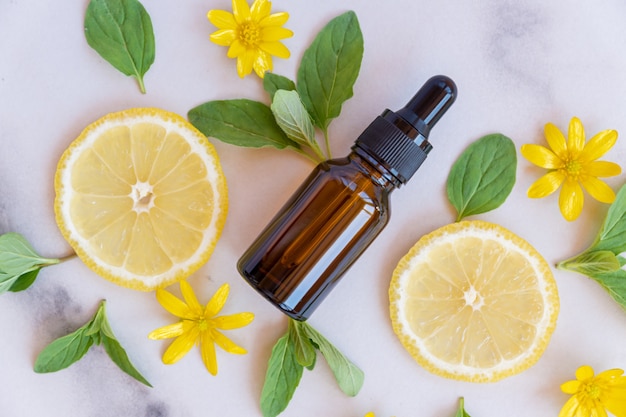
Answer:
xmin=291 ymin=147 xmax=324 ymax=165
xmin=323 ymin=129 xmax=332 ymax=159
xmin=136 ymin=75 xmax=146 ymax=94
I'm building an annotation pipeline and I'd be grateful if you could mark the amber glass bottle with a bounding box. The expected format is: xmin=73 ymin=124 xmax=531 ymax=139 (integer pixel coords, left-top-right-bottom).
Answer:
xmin=238 ymin=75 xmax=457 ymax=320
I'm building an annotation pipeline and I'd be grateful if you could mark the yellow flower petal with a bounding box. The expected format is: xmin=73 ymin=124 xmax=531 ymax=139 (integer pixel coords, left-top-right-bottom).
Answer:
xmin=200 ymin=332 xmax=218 ymax=375
xmin=148 ymin=321 xmax=185 ymax=340
xmin=232 ymin=0 xmax=251 ymax=23
xmin=558 ymin=395 xmax=581 ymax=417
xmin=561 ymin=380 xmax=581 ymax=394
xmin=586 ymin=161 xmax=622 ymax=178
xmin=260 ymin=12 xmax=290 ymax=28
xmin=207 ymin=10 xmax=237 ymax=30
xmin=580 ymin=129 xmax=618 ymax=162
xmin=237 ymin=49 xmax=256 ymax=78
xmin=227 ymin=39 xmax=246 ymax=59
xmin=259 ymin=41 xmax=290 ymax=59
xmin=214 ymin=312 xmax=255 ymax=330
xmin=527 ymin=171 xmax=565 ymax=198
xmin=253 ymin=50 xmax=272 ymax=78
xmin=180 ymin=280 xmax=203 ymax=316
xmin=544 ymin=122 xmax=568 ymax=160
xmin=559 ymin=178 xmax=584 ymax=221
xmin=568 ymin=117 xmax=586 ymax=157
xmin=365 ymin=413 xmax=376 ymax=417
xmin=251 ymin=0 xmax=271 ymax=20
xmin=261 ymin=27 xmax=293 ymax=42
xmin=521 ymin=144 xmax=562 ymax=169
xmin=581 ymin=177 xmax=616 ymax=204
xmin=210 ymin=29 xmax=237 ymax=47
xmin=156 ymin=288 xmax=193 ymax=319
xmin=162 ymin=324 xmax=199 ymax=364
xmin=212 ymin=329 xmax=247 ymax=354
xmin=576 ymin=365 xmax=596 ymax=381
xmin=596 ymin=368 xmax=625 ymax=379
xmin=205 ymin=283 xmax=230 ymax=317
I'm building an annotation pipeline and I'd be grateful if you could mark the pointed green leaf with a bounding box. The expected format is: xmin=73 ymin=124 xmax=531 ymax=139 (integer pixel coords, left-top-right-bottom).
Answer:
xmin=297 ymin=11 xmax=363 ymax=132
xmin=0 ymin=232 xmax=58 ymax=274
xmin=188 ymin=99 xmax=299 ymax=150
xmin=447 ymin=134 xmax=517 ymax=221
xmin=260 ymin=333 xmax=304 ymax=417
xmin=264 ymin=73 xmax=296 ymax=101
xmin=288 ymin=319 xmax=316 ymax=368
xmin=558 ymin=250 xmax=621 ymax=277
xmin=34 ymin=328 xmax=94 ymax=373
xmin=271 ymin=90 xmax=317 ymax=148
xmin=102 ymin=335 xmax=152 ymax=387
xmin=300 ymin=322 xmax=364 ymax=396
xmin=9 ymin=269 xmax=40 ymax=292
xmin=591 ymin=184 xmax=626 ymax=254
xmin=589 ymin=266 xmax=626 ymax=312
xmin=84 ymin=0 xmax=155 ymax=93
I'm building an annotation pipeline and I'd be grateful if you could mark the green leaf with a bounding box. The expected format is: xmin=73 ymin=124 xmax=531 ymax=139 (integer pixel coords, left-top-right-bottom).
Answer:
xmin=264 ymin=73 xmax=296 ymax=101
xmin=456 ymin=397 xmax=472 ymax=417
xmin=446 ymin=134 xmax=517 ymax=221
xmin=300 ymin=322 xmax=364 ymax=396
xmin=84 ymin=0 xmax=155 ymax=93
xmin=102 ymin=335 xmax=152 ymax=387
xmin=591 ymin=184 xmax=626 ymax=254
xmin=0 ymin=233 xmax=59 ymax=274
xmin=589 ymin=266 xmax=626 ymax=312
xmin=271 ymin=90 xmax=317 ymax=149
xmin=9 ymin=269 xmax=40 ymax=292
xmin=188 ymin=99 xmax=299 ymax=150
xmin=288 ymin=320 xmax=316 ymax=368
xmin=296 ymin=11 xmax=364 ymax=132
xmin=260 ymin=333 xmax=304 ymax=417
xmin=34 ymin=328 xmax=94 ymax=373
xmin=558 ymin=250 xmax=621 ymax=276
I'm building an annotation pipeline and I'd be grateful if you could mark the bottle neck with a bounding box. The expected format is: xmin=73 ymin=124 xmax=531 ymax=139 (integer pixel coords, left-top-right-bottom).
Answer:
xmin=349 ymin=147 xmax=402 ymax=190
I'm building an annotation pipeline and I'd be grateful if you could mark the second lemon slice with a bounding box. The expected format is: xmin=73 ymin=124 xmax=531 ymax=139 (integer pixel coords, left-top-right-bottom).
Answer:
xmin=55 ymin=108 xmax=228 ymax=291
xmin=389 ymin=220 xmax=559 ymax=382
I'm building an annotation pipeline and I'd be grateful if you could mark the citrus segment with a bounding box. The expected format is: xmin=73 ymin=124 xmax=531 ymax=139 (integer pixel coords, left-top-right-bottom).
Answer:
xmin=55 ymin=108 xmax=228 ymax=291
xmin=389 ymin=220 xmax=559 ymax=382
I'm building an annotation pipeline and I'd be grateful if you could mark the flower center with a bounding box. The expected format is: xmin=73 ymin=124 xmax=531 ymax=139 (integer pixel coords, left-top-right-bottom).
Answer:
xmin=239 ymin=21 xmax=261 ymax=47
xmin=198 ymin=318 xmax=209 ymax=331
xmin=583 ymin=382 xmax=601 ymax=399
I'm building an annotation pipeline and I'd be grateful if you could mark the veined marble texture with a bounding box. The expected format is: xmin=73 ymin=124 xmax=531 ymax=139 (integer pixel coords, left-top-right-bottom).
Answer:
xmin=1 ymin=0 xmax=625 ymax=416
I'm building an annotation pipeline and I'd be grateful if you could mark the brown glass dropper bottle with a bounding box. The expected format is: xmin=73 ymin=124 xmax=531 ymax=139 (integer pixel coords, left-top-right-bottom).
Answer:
xmin=238 ymin=75 xmax=457 ymax=320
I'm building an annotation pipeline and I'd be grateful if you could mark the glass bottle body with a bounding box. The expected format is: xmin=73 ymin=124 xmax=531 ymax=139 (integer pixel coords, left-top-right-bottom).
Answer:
xmin=238 ymin=151 xmax=398 ymax=320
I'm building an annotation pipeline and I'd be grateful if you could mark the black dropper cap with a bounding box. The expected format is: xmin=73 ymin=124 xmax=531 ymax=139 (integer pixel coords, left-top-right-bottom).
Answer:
xmin=354 ymin=75 xmax=457 ymax=184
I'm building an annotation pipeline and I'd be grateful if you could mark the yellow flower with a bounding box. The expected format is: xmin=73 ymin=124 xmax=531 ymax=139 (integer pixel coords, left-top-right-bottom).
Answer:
xmin=521 ymin=117 xmax=621 ymax=221
xmin=207 ymin=0 xmax=293 ymax=78
xmin=559 ymin=365 xmax=626 ymax=417
xmin=364 ymin=414 xmax=376 ymax=417
xmin=148 ymin=281 xmax=254 ymax=375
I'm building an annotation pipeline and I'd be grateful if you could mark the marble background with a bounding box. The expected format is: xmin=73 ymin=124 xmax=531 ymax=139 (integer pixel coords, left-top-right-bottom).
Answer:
xmin=1 ymin=0 xmax=626 ymax=416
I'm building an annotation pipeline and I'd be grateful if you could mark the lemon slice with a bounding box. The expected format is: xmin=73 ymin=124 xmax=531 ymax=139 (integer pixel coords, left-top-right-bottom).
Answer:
xmin=389 ymin=220 xmax=559 ymax=382
xmin=55 ymin=108 xmax=228 ymax=291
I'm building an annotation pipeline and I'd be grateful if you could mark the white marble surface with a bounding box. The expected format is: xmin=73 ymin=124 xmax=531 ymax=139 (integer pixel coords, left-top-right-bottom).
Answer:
xmin=2 ymin=0 xmax=626 ymax=416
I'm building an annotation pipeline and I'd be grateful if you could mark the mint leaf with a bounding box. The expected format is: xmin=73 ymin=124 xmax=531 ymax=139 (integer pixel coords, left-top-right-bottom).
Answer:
xmin=270 ymin=90 xmax=320 ymax=155
xmin=264 ymin=73 xmax=296 ymax=101
xmin=0 ymin=233 xmax=59 ymax=294
xmin=447 ymin=134 xmax=517 ymax=221
xmin=288 ymin=319 xmax=316 ymax=368
xmin=557 ymin=250 xmax=621 ymax=276
xmin=102 ymin=335 xmax=152 ymax=387
xmin=34 ymin=328 xmax=94 ymax=373
xmin=188 ymin=99 xmax=299 ymax=150
xmin=297 ymin=11 xmax=363 ymax=133
xmin=260 ymin=333 xmax=304 ymax=417
xmin=84 ymin=0 xmax=155 ymax=93
xmin=300 ymin=322 xmax=364 ymax=396
xmin=34 ymin=301 xmax=151 ymax=387
xmin=590 ymin=184 xmax=626 ymax=254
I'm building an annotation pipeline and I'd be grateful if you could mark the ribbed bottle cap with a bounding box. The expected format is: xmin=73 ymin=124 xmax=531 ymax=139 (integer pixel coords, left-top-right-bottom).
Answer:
xmin=354 ymin=75 xmax=457 ymax=184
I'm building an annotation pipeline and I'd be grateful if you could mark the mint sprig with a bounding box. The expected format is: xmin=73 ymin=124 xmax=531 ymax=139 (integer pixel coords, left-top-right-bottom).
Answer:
xmin=188 ymin=11 xmax=364 ymax=164
xmin=34 ymin=300 xmax=152 ymax=387
xmin=0 ymin=232 xmax=61 ymax=293
xmin=558 ymin=183 xmax=626 ymax=310
xmin=456 ymin=397 xmax=472 ymax=417
xmin=260 ymin=319 xmax=364 ymax=417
